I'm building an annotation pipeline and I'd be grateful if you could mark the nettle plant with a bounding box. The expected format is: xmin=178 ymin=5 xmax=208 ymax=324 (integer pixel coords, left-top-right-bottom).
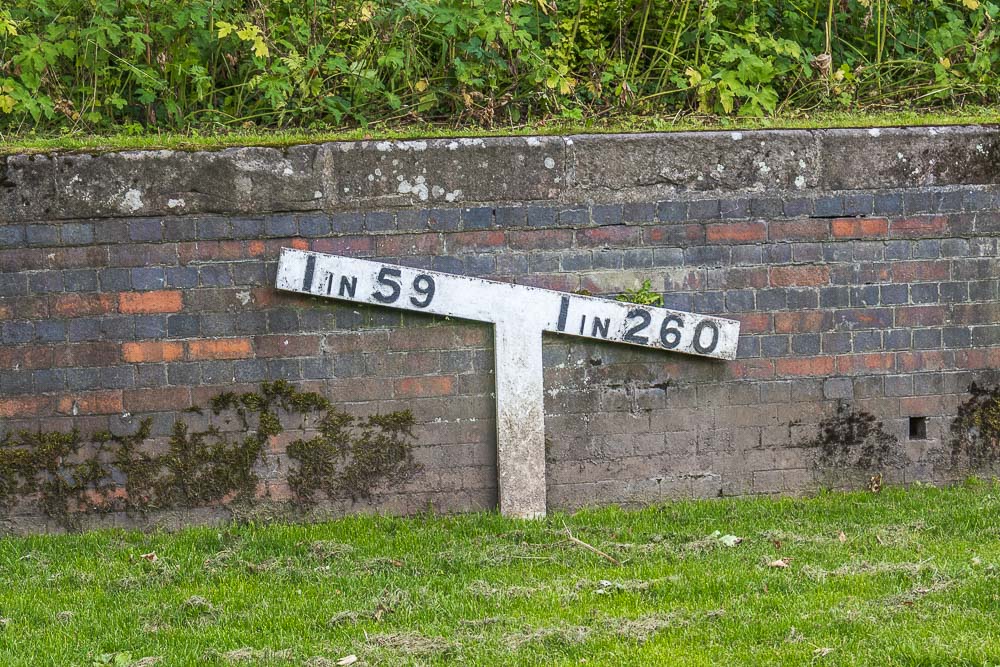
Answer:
xmin=0 ymin=381 xmax=419 ymax=529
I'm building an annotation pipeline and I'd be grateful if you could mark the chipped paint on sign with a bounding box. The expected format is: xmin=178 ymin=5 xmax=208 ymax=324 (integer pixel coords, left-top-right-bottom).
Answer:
xmin=276 ymin=248 xmax=741 ymax=518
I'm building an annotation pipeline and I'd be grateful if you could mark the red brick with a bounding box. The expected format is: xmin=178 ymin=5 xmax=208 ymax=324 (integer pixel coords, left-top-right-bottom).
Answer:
xmin=13 ymin=297 xmax=50 ymax=320
xmin=954 ymin=349 xmax=990 ymax=370
xmin=124 ymin=387 xmax=192 ymax=412
xmin=836 ymin=353 xmax=895 ymax=375
xmin=831 ymin=217 xmax=888 ymax=239
xmin=894 ymin=306 xmax=948 ymax=327
xmin=769 ymin=266 xmax=830 ymax=287
xmin=51 ymin=246 xmax=109 ymax=270
xmin=195 ymin=240 xmax=245 ymax=261
xmin=775 ymin=356 xmax=835 ymax=377
xmin=727 ymin=359 xmax=775 ymax=380
xmin=53 ymin=293 xmax=116 ymax=317
xmin=446 ymin=231 xmax=505 ymax=252
xmin=375 ymin=233 xmax=442 ymax=256
xmin=52 ymin=342 xmax=120 ymax=367
xmin=891 ymin=260 xmax=950 ymax=283
xmin=506 ymin=229 xmax=574 ymax=251
xmin=520 ymin=274 xmax=578 ymax=291
xmin=394 ymin=376 xmax=454 ymax=398
xmin=119 ymin=290 xmax=183 ymax=314
xmin=326 ymin=331 xmax=390 ymax=353
xmin=895 ymin=351 xmax=948 ymax=373
xmin=56 ymin=390 xmax=123 ymax=416
xmin=454 ymin=326 xmax=489 ymax=347
xmin=0 ymin=396 xmax=51 ymax=418
xmin=774 ymin=312 xmax=832 ymax=334
xmin=183 ymin=288 xmax=247 ymax=313
xmin=717 ymin=267 xmax=769 ymax=290
xmin=0 ymin=346 xmax=54 ymax=370
xmin=889 ymin=215 xmax=948 ymax=238
xmin=951 ymin=303 xmax=1000 ymax=325
xmin=768 ymin=220 xmax=830 ymax=241
xmin=122 ymin=341 xmax=184 ymax=363
xmin=734 ymin=313 xmax=772 ymax=334
xmin=0 ymin=301 xmax=10 ymax=321
xmin=0 ymin=249 xmax=39 ymax=272
xmin=247 ymin=240 xmax=266 ymax=257
xmin=642 ymin=224 xmax=705 ymax=245
xmin=900 ymin=395 xmax=948 ymax=417
xmin=706 ymin=221 xmax=766 ymax=244
xmin=187 ymin=338 xmax=253 ymax=360
xmin=177 ymin=242 xmax=198 ymax=264
xmin=575 ymin=226 xmax=640 ymax=247
xmin=249 ymin=287 xmax=301 ymax=308
xmin=387 ymin=328 xmax=448 ymax=352
xmin=254 ymin=335 xmax=321 ymax=358
xmin=311 ymin=235 xmax=373 ymax=255
xmin=385 ymin=351 xmax=440 ymax=375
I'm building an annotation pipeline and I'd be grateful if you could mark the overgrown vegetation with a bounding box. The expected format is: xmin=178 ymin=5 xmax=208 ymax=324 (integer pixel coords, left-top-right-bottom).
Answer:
xmin=0 ymin=483 xmax=998 ymax=665
xmin=949 ymin=382 xmax=1000 ymax=470
xmin=0 ymin=0 xmax=996 ymax=137
xmin=0 ymin=381 xmax=418 ymax=529
xmin=805 ymin=402 xmax=904 ymax=478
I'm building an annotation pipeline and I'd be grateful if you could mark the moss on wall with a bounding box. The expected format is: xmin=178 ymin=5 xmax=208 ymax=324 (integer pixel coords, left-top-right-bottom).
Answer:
xmin=0 ymin=381 xmax=419 ymax=529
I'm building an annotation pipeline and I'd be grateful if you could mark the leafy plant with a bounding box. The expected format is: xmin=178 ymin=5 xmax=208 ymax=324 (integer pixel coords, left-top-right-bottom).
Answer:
xmin=616 ymin=279 xmax=664 ymax=307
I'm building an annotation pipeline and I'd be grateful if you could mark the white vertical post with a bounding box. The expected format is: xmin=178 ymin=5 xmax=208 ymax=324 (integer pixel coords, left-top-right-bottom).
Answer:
xmin=493 ymin=320 xmax=547 ymax=518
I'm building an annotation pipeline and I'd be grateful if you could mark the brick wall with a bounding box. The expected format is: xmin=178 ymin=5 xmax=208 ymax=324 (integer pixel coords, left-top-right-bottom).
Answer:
xmin=1 ymin=127 xmax=999 ymax=531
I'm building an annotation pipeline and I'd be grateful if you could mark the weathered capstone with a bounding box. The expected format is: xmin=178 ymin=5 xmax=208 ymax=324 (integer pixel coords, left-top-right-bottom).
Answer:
xmin=4 ymin=125 xmax=998 ymax=224
xmin=325 ymin=136 xmax=566 ymax=207
xmin=816 ymin=126 xmax=1000 ymax=190
xmin=565 ymin=130 xmax=821 ymax=197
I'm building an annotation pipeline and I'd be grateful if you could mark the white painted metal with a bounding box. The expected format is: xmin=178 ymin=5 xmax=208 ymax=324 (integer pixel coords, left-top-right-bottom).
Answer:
xmin=276 ymin=247 xmax=742 ymax=517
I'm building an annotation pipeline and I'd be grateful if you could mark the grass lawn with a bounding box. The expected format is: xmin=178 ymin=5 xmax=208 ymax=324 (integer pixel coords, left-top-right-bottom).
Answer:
xmin=1 ymin=481 xmax=998 ymax=666
xmin=1 ymin=109 xmax=998 ymax=155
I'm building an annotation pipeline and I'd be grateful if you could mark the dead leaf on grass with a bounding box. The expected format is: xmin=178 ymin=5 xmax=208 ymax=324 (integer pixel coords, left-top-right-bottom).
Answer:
xmin=140 ymin=552 xmax=158 ymax=563
xmin=768 ymin=558 xmax=792 ymax=568
xmin=719 ymin=534 xmax=743 ymax=547
xmin=328 ymin=611 xmax=364 ymax=626
xmin=336 ymin=656 xmax=358 ymax=666
xmin=130 ymin=658 xmax=163 ymax=667
xmin=366 ymin=631 xmax=454 ymax=656
xmin=221 ymin=647 xmax=294 ymax=663
xmin=813 ymin=647 xmax=834 ymax=658
xmin=838 ymin=531 xmax=847 ymax=543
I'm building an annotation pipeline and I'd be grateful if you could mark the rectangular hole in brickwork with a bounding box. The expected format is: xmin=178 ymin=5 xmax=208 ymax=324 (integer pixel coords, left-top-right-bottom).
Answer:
xmin=909 ymin=416 xmax=928 ymax=440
